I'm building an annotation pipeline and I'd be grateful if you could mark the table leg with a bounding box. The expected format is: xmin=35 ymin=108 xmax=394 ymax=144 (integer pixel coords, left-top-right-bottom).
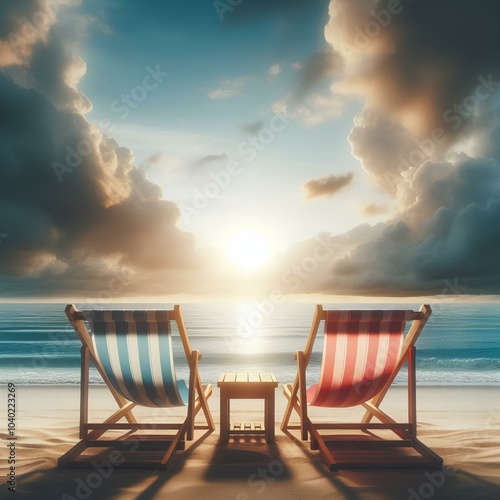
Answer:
xmin=220 ymin=391 xmax=229 ymax=444
xmin=266 ymin=391 xmax=275 ymax=444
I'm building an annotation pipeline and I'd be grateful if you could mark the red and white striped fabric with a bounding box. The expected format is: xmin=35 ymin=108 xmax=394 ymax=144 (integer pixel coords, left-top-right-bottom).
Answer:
xmin=307 ymin=310 xmax=416 ymax=408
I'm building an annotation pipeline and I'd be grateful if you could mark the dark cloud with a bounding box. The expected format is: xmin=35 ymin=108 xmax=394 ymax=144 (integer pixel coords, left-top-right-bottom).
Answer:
xmin=27 ymin=35 xmax=91 ymax=113
xmin=302 ymin=172 xmax=354 ymax=201
xmin=327 ymin=156 xmax=500 ymax=295
xmin=0 ymin=71 xmax=197 ymax=277
xmin=242 ymin=121 xmax=263 ymax=135
xmin=139 ymin=152 xmax=164 ymax=171
xmin=0 ymin=0 xmax=42 ymax=37
xmin=0 ymin=0 xmax=60 ymax=66
xmin=326 ymin=0 xmax=500 ymax=137
xmin=0 ymin=3 xmax=198 ymax=293
xmin=191 ymin=153 xmax=228 ymax=169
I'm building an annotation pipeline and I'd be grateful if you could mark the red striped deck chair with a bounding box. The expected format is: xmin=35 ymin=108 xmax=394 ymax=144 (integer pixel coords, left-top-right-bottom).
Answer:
xmin=281 ymin=304 xmax=442 ymax=470
xmin=59 ymin=304 xmax=215 ymax=470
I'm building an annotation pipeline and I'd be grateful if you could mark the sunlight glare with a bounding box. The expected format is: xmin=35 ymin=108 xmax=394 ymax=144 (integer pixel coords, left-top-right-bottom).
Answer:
xmin=227 ymin=230 xmax=271 ymax=270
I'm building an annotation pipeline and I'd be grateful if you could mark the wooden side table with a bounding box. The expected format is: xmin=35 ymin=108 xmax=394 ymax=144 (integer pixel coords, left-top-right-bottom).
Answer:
xmin=218 ymin=372 xmax=278 ymax=444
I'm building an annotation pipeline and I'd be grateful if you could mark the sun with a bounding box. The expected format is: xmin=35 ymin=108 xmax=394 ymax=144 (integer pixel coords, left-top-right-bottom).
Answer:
xmin=226 ymin=230 xmax=271 ymax=270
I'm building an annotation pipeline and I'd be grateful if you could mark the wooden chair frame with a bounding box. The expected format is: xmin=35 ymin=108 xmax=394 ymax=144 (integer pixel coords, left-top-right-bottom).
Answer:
xmin=58 ymin=304 xmax=215 ymax=470
xmin=281 ymin=304 xmax=443 ymax=470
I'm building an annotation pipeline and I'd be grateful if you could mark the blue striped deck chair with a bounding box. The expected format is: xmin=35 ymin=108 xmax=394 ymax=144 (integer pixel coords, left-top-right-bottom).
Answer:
xmin=59 ymin=304 xmax=215 ymax=470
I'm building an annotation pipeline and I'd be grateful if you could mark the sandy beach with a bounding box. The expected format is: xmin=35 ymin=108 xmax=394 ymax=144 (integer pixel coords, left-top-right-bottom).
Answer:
xmin=1 ymin=385 xmax=499 ymax=499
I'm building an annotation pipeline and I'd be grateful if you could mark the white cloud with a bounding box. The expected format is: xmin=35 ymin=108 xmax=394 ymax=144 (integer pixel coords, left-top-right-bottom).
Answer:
xmin=271 ymin=93 xmax=343 ymax=127
xmin=302 ymin=173 xmax=354 ymax=201
xmin=208 ymin=76 xmax=248 ymax=100
xmin=271 ymin=99 xmax=289 ymax=117
xmin=296 ymin=93 xmax=343 ymax=127
xmin=268 ymin=63 xmax=281 ymax=78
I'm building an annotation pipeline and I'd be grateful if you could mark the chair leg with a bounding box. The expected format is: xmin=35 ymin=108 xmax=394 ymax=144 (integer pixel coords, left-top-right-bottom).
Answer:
xmin=186 ymin=351 xmax=197 ymax=441
xmin=79 ymin=346 xmax=90 ymax=439
xmin=310 ymin=434 xmax=319 ymax=450
xmin=408 ymin=345 xmax=417 ymax=437
xmin=297 ymin=350 xmax=309 ymax=441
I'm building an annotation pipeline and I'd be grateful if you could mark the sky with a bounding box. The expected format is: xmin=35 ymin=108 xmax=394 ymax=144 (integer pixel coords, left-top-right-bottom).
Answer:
xmin=1 ymin=0 xmax=500 ymax=300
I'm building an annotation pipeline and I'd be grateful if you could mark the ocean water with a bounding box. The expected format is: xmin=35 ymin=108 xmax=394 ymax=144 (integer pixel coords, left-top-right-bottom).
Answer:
xmin=0 ymin=302 xmax=499 ymax=386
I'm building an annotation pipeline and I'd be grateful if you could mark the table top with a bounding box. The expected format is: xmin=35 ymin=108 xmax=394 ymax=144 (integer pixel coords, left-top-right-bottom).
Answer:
xmin=217 ymin=372 xmax=278 ymax=387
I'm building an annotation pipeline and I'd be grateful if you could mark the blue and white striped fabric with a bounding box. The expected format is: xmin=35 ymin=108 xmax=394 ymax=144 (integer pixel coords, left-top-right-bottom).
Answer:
xmin=83 ymin=310 xmax=188 ymax=408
